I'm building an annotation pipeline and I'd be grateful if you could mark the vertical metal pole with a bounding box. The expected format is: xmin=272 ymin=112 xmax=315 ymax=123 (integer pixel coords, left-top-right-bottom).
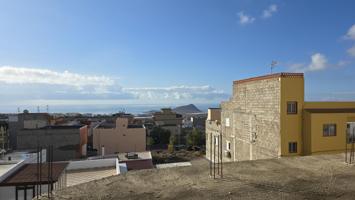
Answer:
xmin=351 ymin=134 xmax=355 ymax=164
xmin=39 ymin=147 xmax=42 ymax=195
xmin=36 ymin=145 xmax=39 ymax=199
xmin=51 ymin=145 xmax=54 ymax=198
xmin=217 ymin=135 xmax=219 ymax=175
xmin=209 ymin=133 xmax=212 ymax=177
xmin=24 ymin=186 xmax=27 ymax=200
xmin=346 ymin=129 xmax=348 ymax=163
xmin=213 ymin=136 xmax=216 ymax=179
xmin=220 ymin=134 xmax=223 ymax=178
xmin=48 ymin=146 xmax=50 ymax=198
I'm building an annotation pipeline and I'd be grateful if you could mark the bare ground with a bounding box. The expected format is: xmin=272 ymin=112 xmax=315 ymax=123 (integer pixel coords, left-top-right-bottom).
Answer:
xmin=43 ymin=154 xmax=355 ymax=200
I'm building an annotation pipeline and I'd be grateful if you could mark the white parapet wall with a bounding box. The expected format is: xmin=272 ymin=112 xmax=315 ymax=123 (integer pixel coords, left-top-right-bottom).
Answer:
xmin=156 ymin=162 xmax=192 ymax=169
xmin=67 ymin=158 xmax=117 ymax=171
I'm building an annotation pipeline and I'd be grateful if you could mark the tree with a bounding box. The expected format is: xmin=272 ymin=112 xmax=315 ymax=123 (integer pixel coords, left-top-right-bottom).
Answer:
xmin=169 ymin=134 xmax=177 ymax=145
xmin=150 ymin=127 xmax=171 ymax=145
xmin=186 ymin=128 xmax=204 ymax=146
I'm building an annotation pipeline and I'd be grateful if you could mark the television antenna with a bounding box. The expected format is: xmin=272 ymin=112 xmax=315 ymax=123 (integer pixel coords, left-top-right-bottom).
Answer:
xmin=270 ymin=60 xmax=278 ymax=74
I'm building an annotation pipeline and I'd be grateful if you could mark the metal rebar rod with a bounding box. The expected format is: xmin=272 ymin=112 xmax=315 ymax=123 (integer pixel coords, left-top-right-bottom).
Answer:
xmin=220 ymin=134 xmax=223 ymax=178
xmin=39 ymin=147 xmax=42 ymax=195
xmin=48 ymin=146 xmax=50 ymax=198
xmin=217 ymin=135 xmax=219 ymax=175
xmin=213 ymin=136 xmax=216 ymax=179
xmin=210 ymin=133 xmax=212 ymax=177
xmin=37 ymin=145 xmax=39 ymax=199
xmin=346 ymin=130 xmax=348 ymax=163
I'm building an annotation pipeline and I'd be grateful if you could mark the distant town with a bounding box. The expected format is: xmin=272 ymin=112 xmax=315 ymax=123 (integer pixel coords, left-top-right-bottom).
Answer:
xmin=0 ymin=103 xmax=209 ymax=199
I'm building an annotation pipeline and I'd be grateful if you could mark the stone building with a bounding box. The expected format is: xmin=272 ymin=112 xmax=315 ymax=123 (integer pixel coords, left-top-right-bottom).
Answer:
xmin=0 ymin=120 xmax=9 ymax=152
xmin=17 ymin=125 xmax=88 ymax=161
xmin=8 ymin=112 xmax=50 ymax=150
xmin=207 ymin=73 xmax=355 ymax=162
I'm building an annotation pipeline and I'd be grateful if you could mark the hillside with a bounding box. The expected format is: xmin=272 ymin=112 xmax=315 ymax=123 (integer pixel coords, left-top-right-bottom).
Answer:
xmin=173 ymin=104 xmax=202 ymax=115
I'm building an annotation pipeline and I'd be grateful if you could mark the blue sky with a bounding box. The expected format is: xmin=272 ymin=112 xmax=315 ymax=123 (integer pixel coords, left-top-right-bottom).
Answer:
xmin=0 ymin=0 xmax=355 ymax=112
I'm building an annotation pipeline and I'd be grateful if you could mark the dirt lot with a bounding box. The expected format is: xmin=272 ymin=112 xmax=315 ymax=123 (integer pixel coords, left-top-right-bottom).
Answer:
xmin=151 ymin=150 xmax=204 ymax=164
xmin=44 ymin=154 xmax=355 ymax=200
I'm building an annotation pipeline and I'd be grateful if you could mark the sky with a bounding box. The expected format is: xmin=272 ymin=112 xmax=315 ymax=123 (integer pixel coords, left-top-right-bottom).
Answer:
xmin=0 ymin=0 xmax=355 ymax=113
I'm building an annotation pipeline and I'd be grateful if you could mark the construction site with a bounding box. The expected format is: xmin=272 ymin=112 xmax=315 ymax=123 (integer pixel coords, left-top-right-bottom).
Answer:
xmin=41 ymin=153 xmax=355 ymax=200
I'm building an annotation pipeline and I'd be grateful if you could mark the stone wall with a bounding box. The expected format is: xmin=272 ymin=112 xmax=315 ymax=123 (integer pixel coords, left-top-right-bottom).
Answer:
xmin=222 ymin=77 xmax=281 ymax=161
xmin=17 ymin=128 xmax=81 ymax=161
xmin=205 ymin=120 xmax=221 ymax=162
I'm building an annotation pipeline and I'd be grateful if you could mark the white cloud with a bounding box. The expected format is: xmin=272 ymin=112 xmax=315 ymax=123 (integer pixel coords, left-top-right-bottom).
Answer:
xmin=262 ymin=4 xmax=278 ymax=19
xmin=308 ymin=53 xmax=328 ymax=71
xmin=288 ymin=53 xmax=328 ymax=72
xmin=0 ymin=66 xmax=114 ymax=90
xmin=347 ymin=45 xmax=355 ymax=57
xmin=237 ymin=12 xmax=255 ymax=25
xmin=346 ymin=24 xmax=355 ymax=40
xmin=124 ymin=85 xmax=228 ymax=101
xmin=0 ymin=66 xmax=228 ymax=105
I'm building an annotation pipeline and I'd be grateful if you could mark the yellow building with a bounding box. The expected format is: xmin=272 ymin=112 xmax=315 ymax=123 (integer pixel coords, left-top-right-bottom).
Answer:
xmin=280 ymin=77 xmax=355 ymax=156
xmin=206 ymin=72 xmax=355 ymax=162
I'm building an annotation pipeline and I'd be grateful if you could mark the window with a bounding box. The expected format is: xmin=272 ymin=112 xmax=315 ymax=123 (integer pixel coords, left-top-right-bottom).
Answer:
xmin=287 ymin=101 xmax=298 ymax=114
xmin=225 ymin=118 xmax=230 ymax=127
xmin=289 ymin=142 xmax=297 ymax=153
xmin=214 ymin=137 xmax=218 ymax=145
xmin=226 ymin=141 xmax=231 ymax=150
xmin=323 ymin=124 xmax=336 ymax=137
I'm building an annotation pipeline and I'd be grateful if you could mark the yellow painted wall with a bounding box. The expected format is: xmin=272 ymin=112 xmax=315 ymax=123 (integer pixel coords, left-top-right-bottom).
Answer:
xmin=280 ymin=76 xmax=304 ymax=156
xmin=304 ymin=102 xmax=355 ymax=109
xmin=302 ymin=111 xmax=312 ymax=155
xmin=304 ymin=112 xmax=355 ymax=154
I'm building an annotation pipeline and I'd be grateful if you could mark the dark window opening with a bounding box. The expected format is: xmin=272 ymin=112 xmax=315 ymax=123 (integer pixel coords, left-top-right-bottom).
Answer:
xmin=289 ymin=142 xmax=297 ymax=153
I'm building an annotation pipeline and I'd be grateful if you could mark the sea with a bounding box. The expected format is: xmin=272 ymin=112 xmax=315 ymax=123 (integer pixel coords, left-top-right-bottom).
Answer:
xmin=0 ymin=103 xmax=219 ymax=115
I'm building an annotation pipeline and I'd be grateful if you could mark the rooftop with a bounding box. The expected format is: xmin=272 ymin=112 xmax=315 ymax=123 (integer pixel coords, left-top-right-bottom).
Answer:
xmin=0 ymin=162 xmax=68 ymax=186
xmin=305 ymin=108 xmax=355 ymax=113
xmin=66 ymin=167 xmax=116 ymax=187
xmin=41 ymin=154 xmax=355 ymax=200
xmin=233 ymin=72 xmax=304 ymax=84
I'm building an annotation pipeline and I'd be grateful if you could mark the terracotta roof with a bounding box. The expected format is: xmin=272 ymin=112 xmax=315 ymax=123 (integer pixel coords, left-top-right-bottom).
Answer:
xmin=304 ymin=108 xmax=355 ymax=113
xmin=234 ymin=73 xmax=304 ymax=84
xmin=0 ymin=163 xmax=68 ymax=186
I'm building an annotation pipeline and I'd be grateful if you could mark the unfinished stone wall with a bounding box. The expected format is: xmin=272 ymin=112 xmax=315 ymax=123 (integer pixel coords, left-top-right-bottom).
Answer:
xmin=222 ymin=77 xmax=281 ymax=161
xmin=205 ymin=120 xmax=221 ymax=162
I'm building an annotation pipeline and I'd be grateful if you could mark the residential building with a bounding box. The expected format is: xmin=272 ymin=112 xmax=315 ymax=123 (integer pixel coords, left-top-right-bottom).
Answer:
xmin=206 ymin=73 xmax=355 ymax=162
xmin=0 ymin=120 xmax=9 ymax=152
xmin=16 ymin=125 xmax=88 ymax=161
xmin=8 ymin=112 xmax=50 ymax=150
xmin=153 ymin=108 xmax=182 ymax=136
xmin=0 ymin=149 xmax=68 ymax=200
xmin=93 ymin=117 xmax=146 ymax=155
